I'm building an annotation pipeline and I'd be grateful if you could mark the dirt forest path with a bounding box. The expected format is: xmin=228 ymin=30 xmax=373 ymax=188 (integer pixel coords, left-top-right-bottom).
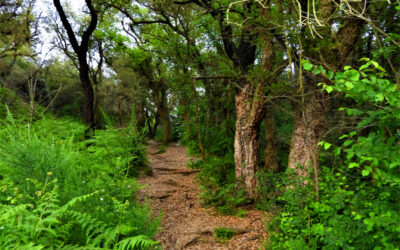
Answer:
xmin=138 ymin=141 xmax=267 ymax=250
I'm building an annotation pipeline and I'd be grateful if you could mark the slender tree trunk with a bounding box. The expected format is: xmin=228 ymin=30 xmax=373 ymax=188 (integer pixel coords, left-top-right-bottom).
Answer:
xmin=135 ymin=100 xmax=147 ymax=130
xmin=53 ymin=0 xmax=98 ymax=137
xmin=264 ymin=107 xmax=279 ymax=172
xmin=159 ymin=103 xmax=171 ymax=145
xmin=260 ymin=12 xmax=278 ymax=172
xmin=178 ymin=99 xmax=191 ymax=137
xmin=147 ymin=113 xmax=159 ymax=139
xmin=183 ymin=111 xmax=190 ymax=135
xmin=79 ymin=61 xmax=95 ymax=137
xmin=234 ymin=83 xmax=265 ymax=199
xmin=153 ymin=85 xmax=170 ymax=145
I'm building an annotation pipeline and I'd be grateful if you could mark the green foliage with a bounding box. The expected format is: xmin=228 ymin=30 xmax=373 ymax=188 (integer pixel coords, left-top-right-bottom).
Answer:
xmin=0 ymin=86 xmax=31 ymax=121
xmin=156 ymin=145 xmax=167 ymax=154
xmin=266 ymin=61 xmax=400 ymax=249
xmin=190 ymin=155 xmax=249 ymax=215
xmin=214 ymin=227 xmax=236 ymax=242
xmin=0 ymin=111 xmax=159 ymax=248
xmin=86 ymin=125 xmax=149 ymax=178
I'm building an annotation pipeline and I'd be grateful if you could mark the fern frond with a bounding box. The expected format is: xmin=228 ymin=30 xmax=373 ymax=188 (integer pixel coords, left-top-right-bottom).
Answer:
xmin=116 ymin=235 xmax=158 ymax=250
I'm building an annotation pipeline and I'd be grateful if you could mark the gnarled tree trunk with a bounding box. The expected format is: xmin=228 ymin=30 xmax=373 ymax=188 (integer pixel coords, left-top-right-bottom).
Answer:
xmin=288 ymin=1 xmax=363 ymax=187
xmin=234 ymin=83 xmax=265 ymax=199
xmin=288 ymin=90 xmax=329 ymax=178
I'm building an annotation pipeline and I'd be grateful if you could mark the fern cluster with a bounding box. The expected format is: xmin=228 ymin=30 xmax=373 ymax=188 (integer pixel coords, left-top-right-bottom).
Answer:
xmin=0 ymin=109 xmax=160 ymax=249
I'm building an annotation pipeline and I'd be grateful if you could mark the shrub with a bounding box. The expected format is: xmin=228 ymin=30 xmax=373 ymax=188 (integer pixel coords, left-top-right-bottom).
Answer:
xmin=265 ymin=60 xmax=400 ymax=249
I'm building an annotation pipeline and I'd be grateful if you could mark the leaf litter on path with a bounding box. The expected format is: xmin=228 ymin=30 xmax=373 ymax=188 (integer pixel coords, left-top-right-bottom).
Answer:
xmin=138 ymin=141 xmax=267 ymax=250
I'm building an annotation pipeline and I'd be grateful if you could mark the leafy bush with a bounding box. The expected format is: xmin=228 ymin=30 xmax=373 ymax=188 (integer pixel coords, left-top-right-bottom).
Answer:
xmin=0 ymin=111 xmax=160 ymax=248
xmin=265 ymin=60 xmax=400 ymax=249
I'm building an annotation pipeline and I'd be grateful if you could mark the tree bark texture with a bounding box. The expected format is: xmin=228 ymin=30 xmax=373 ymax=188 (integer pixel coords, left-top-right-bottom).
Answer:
xmin=264 ymin=107 xmax=279 ymax=172
xmin=288 ymin=90 xmax=329 ymax=177
xmin=260 ymin=8 xmax=279 ymax=172
xmin=78 ymin=60 xmax=95 ymax=134
xmin=288 ymin=1 xmax=364 ymax=178
xmin=234 ymin=83 xmax=265 ymax=199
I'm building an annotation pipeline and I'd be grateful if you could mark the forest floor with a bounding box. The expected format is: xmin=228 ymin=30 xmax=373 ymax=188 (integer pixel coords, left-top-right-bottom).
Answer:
xmin=138 ymin=140 xmax=267 ymax=250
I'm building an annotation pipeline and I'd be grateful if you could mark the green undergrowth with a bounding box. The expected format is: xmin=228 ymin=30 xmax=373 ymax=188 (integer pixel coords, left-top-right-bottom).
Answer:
xmin=156 ymin=145 xmax=167 ymax=154
xmin=188 ymin=155 xmax=249 ymax=215
xmin=214 ymin=227 xmax=236 ymax=242
xmin=262 ymin=60 xmax=400 ymax=249
xmin=0 ymin=108 xmax=160 ymax=249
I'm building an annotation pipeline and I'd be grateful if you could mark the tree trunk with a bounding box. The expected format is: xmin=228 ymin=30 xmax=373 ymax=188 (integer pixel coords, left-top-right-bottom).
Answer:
xmin=183 ymin=110 xmax=190 ymax=137
xmin=288 ymin=91 xmax=328 ymax=177
xmin=53 ymin=0 xmax=97 ymax=137
xmin=288 ymin=1 xmax=362 ymax=188
xmin=159 ymin=103 xmax=171 ymax=145
xmin=264 ymin=107 xmax=279 ymax=172
xmin=79 ymin=61 xmax=95 ymax=137
xmin=136 ymin=100 xmax=147 ymax=130
xmin=178 ymin=98 xmax=191 ymax=137
xmin=234 ymin=83 xmax=265 ymax=199
xmin=147 ymin=113 xmax=159 ymax=139
xmin=154 ymin=85 xmax=170 ymax=145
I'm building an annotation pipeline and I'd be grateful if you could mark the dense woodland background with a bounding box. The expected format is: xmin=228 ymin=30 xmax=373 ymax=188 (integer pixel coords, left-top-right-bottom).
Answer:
xmin=0 ymin=0 xmax=399 ymax=249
